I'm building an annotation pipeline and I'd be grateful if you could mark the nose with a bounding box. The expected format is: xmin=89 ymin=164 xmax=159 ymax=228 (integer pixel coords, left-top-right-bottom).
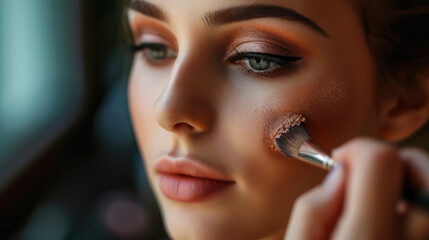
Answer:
xmin=154 ymin=53 xmax=215 ymax=135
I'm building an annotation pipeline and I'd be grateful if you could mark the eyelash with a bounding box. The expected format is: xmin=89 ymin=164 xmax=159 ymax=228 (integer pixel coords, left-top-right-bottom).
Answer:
xmin=130 ymin=43 xmax=302 ymax=78
xmin=130 ymin=43 xmax=177 ymax=64
xmin=130 ymin=43 xmax=158 ymax=52
xmin=228 ymin=48 xmax=302 ymax=78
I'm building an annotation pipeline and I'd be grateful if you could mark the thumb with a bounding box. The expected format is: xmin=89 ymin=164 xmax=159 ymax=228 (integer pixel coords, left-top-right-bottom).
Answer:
xmin=285 ymin=164 xmax=346 ymax=240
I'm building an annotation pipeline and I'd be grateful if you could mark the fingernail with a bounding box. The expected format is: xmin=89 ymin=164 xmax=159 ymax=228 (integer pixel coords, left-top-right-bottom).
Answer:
xmin=323 ymin=163 xmax=344 ymax=195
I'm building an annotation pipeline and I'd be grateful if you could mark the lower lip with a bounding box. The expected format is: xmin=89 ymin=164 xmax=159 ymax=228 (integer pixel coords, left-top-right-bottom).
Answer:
xmin=158 ymin=174 xmax=234 ymax=202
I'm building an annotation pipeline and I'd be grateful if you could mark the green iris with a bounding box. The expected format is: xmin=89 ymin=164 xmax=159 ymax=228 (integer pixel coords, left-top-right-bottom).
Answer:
xmin=148 ymin=45 xmax=168 ymax=60
xmin=248 ymin=57 xmax=270 ymax=71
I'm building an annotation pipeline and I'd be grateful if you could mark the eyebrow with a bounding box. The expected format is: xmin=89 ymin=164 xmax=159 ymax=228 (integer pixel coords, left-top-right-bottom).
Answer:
xmin=129 ymin=0 xmax=167 ymax=22
xmin=128 ymin=1 xmax=329 ymax=38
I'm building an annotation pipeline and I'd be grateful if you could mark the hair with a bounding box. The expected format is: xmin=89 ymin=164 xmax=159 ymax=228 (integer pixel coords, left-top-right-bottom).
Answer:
xmin=353 ymin=0 xmax=429 ymax=105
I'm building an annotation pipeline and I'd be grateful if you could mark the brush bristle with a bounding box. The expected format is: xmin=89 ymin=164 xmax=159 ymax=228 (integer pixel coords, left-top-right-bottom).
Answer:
xmin=275 ymin=124 xmax=311 ymax=159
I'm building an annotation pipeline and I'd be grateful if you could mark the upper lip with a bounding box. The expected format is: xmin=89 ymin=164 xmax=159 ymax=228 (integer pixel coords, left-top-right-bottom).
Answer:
xmin=155 ymin=155 xmax=234 ymax=182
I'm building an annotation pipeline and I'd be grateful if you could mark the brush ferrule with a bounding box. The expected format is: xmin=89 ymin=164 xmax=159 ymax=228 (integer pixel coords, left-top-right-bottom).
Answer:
xmin=297 ymin=141 xmax=335 ymax=170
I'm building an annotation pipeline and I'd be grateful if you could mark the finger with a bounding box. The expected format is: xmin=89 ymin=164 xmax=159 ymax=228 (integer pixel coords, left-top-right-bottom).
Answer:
xmin=331 ymin=138 xmax=403 ymax=240
xmin=285 ymin=164 xmax=346 ymax=240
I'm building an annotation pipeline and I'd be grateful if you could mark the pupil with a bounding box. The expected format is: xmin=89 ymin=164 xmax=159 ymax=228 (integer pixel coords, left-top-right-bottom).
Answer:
xmin=249 ymin=57 xmax=269 ymax=70
xmin=150 ymin=46 xmax=167 ymax=59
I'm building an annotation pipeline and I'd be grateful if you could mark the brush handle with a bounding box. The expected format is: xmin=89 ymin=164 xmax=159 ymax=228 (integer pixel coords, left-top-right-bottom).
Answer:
xmin=298 ymin=141 xmax=334 ymax=170
xmin=297 ymin=140 xmax=429 ymax=212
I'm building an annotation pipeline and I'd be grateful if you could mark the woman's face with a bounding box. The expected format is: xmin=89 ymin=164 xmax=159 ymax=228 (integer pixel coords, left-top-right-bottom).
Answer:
xmin=128 ymin=0 xmax=379 ymax=239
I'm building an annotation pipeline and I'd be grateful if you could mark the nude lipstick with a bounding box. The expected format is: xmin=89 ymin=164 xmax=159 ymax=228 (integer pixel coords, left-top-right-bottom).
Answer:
xmin=155 ymin=155 xmax=235 ymax=202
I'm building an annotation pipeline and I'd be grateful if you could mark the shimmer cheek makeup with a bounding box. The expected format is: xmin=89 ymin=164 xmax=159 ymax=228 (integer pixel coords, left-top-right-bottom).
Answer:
xmin=267 ymin=113 xmax=335 ymax=170
xmin=271 ymin=113 xmax=306 ymax=142
xmin=264 ymin=113 xmax=306 ymax=152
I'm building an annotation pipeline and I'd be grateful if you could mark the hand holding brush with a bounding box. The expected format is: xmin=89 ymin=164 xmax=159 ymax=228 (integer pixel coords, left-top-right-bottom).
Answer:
xmin=275 ymin=122 xmax=429 ymax=239
xmin=275 ymin=122 xmax=429 ymax=212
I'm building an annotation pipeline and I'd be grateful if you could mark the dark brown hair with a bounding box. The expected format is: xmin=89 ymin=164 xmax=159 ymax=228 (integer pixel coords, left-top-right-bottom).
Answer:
xmin=356 ymin=0 xmax=429 ymax=92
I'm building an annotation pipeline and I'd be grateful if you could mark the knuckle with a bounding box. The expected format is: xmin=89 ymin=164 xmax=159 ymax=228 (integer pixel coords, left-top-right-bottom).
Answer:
xmin=368 ymin=145 xmax=400 ymax=170
xmin=348 ymin=137 xmax=374 ymax=145
xmin=347 ymin=137 xmax=385 ymax=152
xmin=294 ymin=188 xmax=323 ymax=216
xmin=333 ymin=137 xmax=380 ymax=158
xmin=336 ymin=137 xmax=400 ymax=168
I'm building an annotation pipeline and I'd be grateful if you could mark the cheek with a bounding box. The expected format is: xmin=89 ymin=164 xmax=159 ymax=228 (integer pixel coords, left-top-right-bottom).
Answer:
xmin=128 ymin=63 xmax=168 ymax=160
xmin=259 ymin=71 xmax=377 ymax=153
xmin=302 ymin=76 xmax=357 ymax=148
xmin=303 ymin=70 xmax=378 ymax=149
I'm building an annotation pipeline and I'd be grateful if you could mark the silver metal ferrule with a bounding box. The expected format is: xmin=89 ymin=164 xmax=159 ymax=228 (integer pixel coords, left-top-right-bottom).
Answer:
xmin=297 ymin=140 xmax=335 ymax=170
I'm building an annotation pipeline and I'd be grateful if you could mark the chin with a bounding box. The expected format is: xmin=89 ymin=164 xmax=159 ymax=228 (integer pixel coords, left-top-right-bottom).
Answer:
xmin=160 ymin=204 xmax=282 ymax=240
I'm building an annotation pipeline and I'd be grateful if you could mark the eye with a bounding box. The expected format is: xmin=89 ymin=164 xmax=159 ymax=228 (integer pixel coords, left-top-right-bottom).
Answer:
xmin=131 ymin=43 xmax=177 ymax=63
xmin=247 ymin=56 xmax=277 ymax=71
xmin=229 ymin=50 xmax=302 ymax=78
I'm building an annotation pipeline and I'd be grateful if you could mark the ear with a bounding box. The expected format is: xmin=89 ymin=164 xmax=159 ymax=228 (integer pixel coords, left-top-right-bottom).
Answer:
xmin=377 ymin=69 xmax=429 ymax=142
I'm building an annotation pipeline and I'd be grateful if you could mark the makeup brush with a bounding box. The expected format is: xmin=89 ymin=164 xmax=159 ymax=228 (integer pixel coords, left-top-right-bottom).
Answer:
xmin=275 ymin=123 xmax=429 ymax=212
xmin=275 ymin=123 xmax=334 ymax=170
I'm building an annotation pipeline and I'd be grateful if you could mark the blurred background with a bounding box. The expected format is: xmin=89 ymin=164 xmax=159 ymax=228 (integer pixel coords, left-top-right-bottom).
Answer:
xmin=0 ymin=0 xmax=167 ymax=239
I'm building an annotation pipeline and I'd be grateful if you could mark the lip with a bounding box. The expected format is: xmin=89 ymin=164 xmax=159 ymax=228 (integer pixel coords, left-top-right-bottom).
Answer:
xmin=155 ymin=155 xmax=235 ymax=202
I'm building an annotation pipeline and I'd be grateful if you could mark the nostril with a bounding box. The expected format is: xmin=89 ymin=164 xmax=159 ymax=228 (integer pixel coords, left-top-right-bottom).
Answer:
xmin=173 ymin=122 xmax=195 ymax=132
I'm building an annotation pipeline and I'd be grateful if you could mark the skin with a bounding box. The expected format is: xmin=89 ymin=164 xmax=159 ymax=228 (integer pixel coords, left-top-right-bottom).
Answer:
xmin=127 ymin=0 xmax=429 ymax=239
